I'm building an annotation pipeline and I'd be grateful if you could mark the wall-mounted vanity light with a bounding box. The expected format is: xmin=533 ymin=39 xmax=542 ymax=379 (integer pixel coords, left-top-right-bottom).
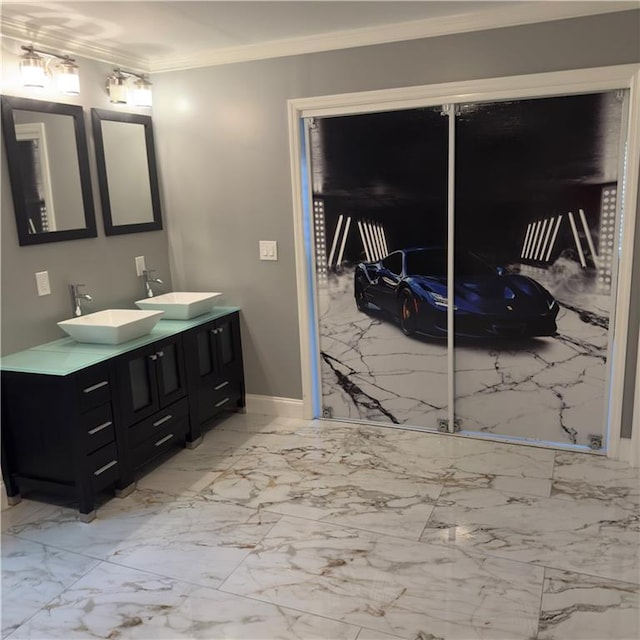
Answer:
xmin=20 ymin=45 xmax=80 ymax=95
xmin=106 ymin=68 xmax=152 ymax=107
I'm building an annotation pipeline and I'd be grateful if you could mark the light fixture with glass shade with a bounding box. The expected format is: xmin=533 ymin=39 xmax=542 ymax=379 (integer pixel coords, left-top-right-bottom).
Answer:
xmin=106 ymin=69 xmax=128 ymax=104
xmin=20 ymin=45 xmax=80 ymax=94
xmin=57 ymin=57 xmax=80 ymax=95
xmin=134 ymin=76 xmax=152 ymax=107
xmin=106 ymin=68 xmax=152 ymax=107
xmin=20 ymin=46 xmax=46 ymax=87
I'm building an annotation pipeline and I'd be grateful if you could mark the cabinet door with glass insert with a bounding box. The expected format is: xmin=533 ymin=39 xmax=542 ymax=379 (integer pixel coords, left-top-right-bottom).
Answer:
xmin=154 ymin=335 xmax=187 ymax=408
xmin=114 ymin=344 xmax=161 ymax=427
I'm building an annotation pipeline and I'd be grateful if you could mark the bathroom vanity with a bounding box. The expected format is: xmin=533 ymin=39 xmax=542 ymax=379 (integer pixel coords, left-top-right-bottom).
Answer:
xmin=0 ymin=308 xmax=244 ymax=521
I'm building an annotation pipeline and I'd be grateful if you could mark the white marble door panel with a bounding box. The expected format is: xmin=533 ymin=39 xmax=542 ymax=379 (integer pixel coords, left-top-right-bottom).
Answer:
xmin=308 ymin=91 xmax=626 ymax=451
xmin=310 ymin=108 xmax=449 ymax=431
xmin=453 ymin=92 xmax=625 ymax=448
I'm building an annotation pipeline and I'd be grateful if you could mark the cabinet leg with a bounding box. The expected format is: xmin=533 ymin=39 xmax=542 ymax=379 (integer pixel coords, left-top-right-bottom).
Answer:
xmin=114 ymin=482 xmax=135 ymax=498
xmin=185 ymin=436 xmax=203 ymax=449
xmin=1 ymin=457 xmax=21 ymax=499
xmin=77 ymin=482 xmax=96 ymax=522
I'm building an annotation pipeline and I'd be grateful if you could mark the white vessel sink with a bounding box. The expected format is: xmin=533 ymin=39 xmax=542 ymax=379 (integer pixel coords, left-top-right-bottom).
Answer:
xmin=58 ymin=309 xmax=164 ymax=344
xmin=135 ymin=292 xmax=223 ymax=320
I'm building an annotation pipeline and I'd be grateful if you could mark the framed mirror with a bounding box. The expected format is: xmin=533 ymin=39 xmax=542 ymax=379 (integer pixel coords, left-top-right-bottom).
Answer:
xmin=91 ymin=109 xmax=163 ymax=235
xmin=1 ymin=96 xmax=97 ymax=246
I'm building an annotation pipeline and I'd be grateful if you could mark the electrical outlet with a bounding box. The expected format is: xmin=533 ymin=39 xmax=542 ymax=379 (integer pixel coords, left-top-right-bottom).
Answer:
xmin=135 ymin=256 xmax=146 ymax=276
xmin=35 ymin=271 xmax=51 ymax=296
xmin=259 ymin=240 xmax=278 ymax=261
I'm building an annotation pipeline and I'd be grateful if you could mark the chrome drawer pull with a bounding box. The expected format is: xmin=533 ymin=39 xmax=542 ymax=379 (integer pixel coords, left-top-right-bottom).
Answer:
xmin=215 ymin=397 xmax=230 ymax=408
xmin=149 ymin=354 xmax=158 ymax=361
xmin=83 ymin=381 xmax=109 ymax=394
xmin=154 ymin=433 xmax=174 ymax=447
xmin=94 ymin=460 xmax=118 ymax=476
xmin=153 ymin=414 xmax=173 ymax=427
xmin=214 ymin=381 xmax=229 ymax=391
xmin=88 ymin=421 xmax=112 ymax=435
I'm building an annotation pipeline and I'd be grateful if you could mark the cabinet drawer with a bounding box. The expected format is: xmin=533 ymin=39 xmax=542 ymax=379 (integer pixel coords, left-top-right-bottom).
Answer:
xmin=88 ymin=442 xmax=120 ymax=491
xmin=198 ymin=378 xmax=241 ymax=423
xmin=129 ymin=397 xmax=189 ymax=448
xmin=132 ymin=418 xmax=188 ymax=469
xmin=81 ymin=403 xmax=115 ymax=454
xmin=76 ymin=365 xmax=111 ymax=412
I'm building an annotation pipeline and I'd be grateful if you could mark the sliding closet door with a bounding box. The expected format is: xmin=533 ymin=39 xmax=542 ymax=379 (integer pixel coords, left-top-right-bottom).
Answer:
xmin=308 ymin=107 xmax=449 ymax=429
xmin=453 ymin=92 xmax=627 ymax=447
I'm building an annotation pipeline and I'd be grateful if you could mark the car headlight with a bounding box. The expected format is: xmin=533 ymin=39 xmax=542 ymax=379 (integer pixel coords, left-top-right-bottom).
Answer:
xmin=426 ymin=291 xmax=457 ymax=310
xmin=430 ymin=292 xmax=448 ymax=308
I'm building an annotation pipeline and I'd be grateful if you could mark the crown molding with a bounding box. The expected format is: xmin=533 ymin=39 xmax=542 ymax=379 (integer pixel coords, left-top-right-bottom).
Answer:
xmin=149 ymin=1 xmax=639 ymax=73
xmin=1 ymin=2 xmax=638 ymax=74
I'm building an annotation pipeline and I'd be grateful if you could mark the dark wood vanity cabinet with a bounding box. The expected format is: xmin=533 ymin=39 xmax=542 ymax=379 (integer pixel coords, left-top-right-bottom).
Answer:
xmin=183 ymin=311 xmax=245 ymax=443
xmin=1 ymin=309 xmax=245 ymax=521
xmin=111 ymin=335 xmax=189 ymax=477
xmin=1 ymin=363 xmax=123 ymax=521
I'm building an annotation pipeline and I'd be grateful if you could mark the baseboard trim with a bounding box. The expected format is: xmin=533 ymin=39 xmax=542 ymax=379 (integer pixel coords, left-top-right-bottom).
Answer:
xmin=245 ymin=394 xmax=304 ymax=419
xmin=617 ymin=437 xmax=633 ymax=463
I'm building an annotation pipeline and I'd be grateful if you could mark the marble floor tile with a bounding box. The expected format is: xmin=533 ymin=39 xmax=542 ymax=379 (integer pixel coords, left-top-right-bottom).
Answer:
xmin=447 ymin=469 xmax=552 ymax=498
xmin=4 ymin=415 xmax=639 ymax=640
xmin=164 ymin=418 xmax=348 ymax=476
xmin=1 ymin=535 xmax=99 ymax=638
xmin=5 ymin=491 xmax=179 ymax=559
xmin=1 ymin=499 xmax=50 ymax=532
xmin=355 ymin=631 xmax=404 ymax=640
xmin=203 ymin=452 xmax=444 ymax=539
xmin=537 ymin=568 xmax=640 ymax=639
xmin=6 ymin=561 xmax=361 ymax=640
xmin=337 ymin=424 xmax=556 ymax=484
xmin=552 ymin=450 xmax=640 ymax=508
xmin=220 ymin=516 xmax=544 ymax=640
xmin=134 ymin=466 xmax=222 ymax=497
xmin=6 ymin=490 xmax=280 ymax=589
xmin=420 ymin=484 xmax=640 ymax=584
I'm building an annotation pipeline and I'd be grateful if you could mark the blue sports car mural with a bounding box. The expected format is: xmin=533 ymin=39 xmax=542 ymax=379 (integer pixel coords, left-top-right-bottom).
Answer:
xmin=354 ymin=247 xmax=559 ymax=338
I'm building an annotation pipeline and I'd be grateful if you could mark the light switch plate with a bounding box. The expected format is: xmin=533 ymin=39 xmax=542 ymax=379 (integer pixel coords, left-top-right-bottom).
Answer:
xmin=135 ymin=256 xmax=146 ymax=276
xmin=35 ymin=271 xmax=51 ymax=296
xmin=259 ymin=240 xmax=278 ymax=261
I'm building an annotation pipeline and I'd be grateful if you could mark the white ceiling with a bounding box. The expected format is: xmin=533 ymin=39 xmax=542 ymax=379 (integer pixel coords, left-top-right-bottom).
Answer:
xmin=1 ymin=1 xmax=638 ymax=72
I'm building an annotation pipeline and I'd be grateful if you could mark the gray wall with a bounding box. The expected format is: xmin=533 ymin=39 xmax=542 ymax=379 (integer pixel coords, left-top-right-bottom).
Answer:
xmin=152 ymin=11 xmax=640 ymax=401
xmin=1 ymin=46 xmax=172 ymax=355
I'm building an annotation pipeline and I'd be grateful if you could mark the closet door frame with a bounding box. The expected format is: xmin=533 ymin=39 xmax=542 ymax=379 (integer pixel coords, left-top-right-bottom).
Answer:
xmin=288 ymin=64 xmax=640 ymax=462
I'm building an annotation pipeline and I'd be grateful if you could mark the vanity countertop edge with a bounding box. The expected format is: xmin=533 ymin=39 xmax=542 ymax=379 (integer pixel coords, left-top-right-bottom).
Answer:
xmin=1 ymin=306 xmax=241 ymax=376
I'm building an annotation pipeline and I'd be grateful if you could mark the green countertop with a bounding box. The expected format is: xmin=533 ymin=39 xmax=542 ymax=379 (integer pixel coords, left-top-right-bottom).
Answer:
xmin=1 ymin=307 xmax=240 ymax=376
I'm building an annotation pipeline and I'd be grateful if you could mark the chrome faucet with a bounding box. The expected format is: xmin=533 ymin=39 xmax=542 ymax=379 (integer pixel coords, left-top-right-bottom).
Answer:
xmin=70 ymin=284 xmax=93 ymax=317
xmin=143 ymin=269 xmax=163 ymax=298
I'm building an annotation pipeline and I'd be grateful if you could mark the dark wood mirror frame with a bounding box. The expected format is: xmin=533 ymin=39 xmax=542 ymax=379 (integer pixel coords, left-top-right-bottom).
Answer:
xmin=1 ymin=96 xmax=97 ymax=246
xmin=91 ymin=109 xmax=163 ymax=236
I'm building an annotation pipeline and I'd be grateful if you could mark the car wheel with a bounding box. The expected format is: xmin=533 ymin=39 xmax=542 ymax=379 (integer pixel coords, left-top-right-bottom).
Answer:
xmin=399 ymin=289 xmax=417 ymax=336
xmin=355 ymin=275 xmax=368 ymax=311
